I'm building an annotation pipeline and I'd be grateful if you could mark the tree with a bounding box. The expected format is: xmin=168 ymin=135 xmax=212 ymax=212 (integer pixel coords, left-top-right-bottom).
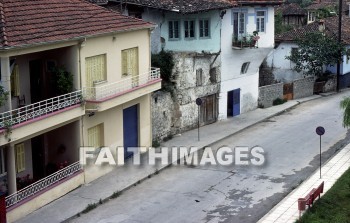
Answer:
xmin=340 ymin=97 xmax=350 ymax=128
xmin=286 ymin=32 xmax=346 ymax=77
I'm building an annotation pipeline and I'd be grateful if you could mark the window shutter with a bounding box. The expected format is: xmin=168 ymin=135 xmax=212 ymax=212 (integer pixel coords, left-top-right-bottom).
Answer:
xmin=88 ymin=124 xmax=104 ymax=149
xmin=15 ymin=143 xmax=25 ymax=173
xmin=122 ymin=50 xmax=128 ymax=76
xmin=86 ymin=55 xmax=106 ymax=87
xmin=11 ymin=64 xmax=20 ymax=97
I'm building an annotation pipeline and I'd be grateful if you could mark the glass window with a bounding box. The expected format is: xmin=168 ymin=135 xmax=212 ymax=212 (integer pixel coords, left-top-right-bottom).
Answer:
xmin=88 ymin=124 xmax=104 ymax=149
xmin=184 ymin=20 xmax=195 ymax=38
xmin=199 ymin=19 xmax=210 ymax=38
xmin=241 ymin=62 xmax=250 ymax=74
xmin=85 ymin=54 xmax=107 ymax=87
xmin=15 ymin=143 xmax=25 ymax=173
xmin=169 ymin=20 xmax=180 ymax=39
xmin=256 ymin=11 xmax=266 ymax=32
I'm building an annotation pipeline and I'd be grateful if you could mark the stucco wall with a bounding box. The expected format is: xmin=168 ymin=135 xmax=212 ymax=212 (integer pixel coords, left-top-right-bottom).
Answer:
xmin=293 ymin=77 xmax=315 ymax=99
xmin=79 ymin=29 xmax=151 ymax=87
xmin=258 ymin=83 xmax=283 ymax=108
xmin=265 ymin=42 xmax=304 ymax=83
xmin=83 ymin=94 xmax=152 ymax=183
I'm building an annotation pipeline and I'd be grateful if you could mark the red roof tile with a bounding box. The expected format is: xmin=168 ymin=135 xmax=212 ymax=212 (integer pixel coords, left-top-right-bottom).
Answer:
xmin=275 ymin=3 xmax=307 ymax=16
xmin=0 ymin=0 xmax=154 ymax=49
xmin=275 ymin=16 xmax=350 ymax=44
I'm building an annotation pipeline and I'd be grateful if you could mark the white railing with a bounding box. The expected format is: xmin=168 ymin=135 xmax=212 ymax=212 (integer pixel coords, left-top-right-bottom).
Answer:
xmin=5 ymin=161 xmax=82 ymax=208
xmin=0 ymin=90 xmax=82 ymax=128
xmin=83 ymin=67 xmax=161 ymax=101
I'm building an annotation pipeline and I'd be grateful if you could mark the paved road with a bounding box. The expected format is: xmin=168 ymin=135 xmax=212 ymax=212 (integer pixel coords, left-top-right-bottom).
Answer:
xmin=70 ymin=92 xmax=350 ymax=223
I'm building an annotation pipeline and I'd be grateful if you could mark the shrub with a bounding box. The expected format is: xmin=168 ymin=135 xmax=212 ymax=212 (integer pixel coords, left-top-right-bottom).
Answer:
xmin=273 ymin=98 xmax=287 ymax=106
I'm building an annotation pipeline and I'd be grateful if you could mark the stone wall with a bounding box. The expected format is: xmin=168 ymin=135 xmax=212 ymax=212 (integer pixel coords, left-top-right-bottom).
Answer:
xmin=324 ymin=75 xmax=336 ymax=92
xmin=151 ymin=52 xmax=221 ymax=142
xmin=258 ymin=83 xmax=283 ymax=108
xmin=293 ymin=77 xmax=314 ymax=99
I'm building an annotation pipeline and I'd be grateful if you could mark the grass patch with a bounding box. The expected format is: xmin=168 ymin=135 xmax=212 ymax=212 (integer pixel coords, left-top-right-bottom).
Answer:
xmin=296 ymin=168 xmax=350 ymax=223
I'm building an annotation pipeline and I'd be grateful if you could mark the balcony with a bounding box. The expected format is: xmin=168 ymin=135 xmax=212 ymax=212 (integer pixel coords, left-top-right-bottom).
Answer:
xmin=83 ymin=68 xmax=161 ymax=111
xmin=232 ymin=33 xmax=260 ymax=50
xmin=0 ymin=91 xmax=84 ymax=145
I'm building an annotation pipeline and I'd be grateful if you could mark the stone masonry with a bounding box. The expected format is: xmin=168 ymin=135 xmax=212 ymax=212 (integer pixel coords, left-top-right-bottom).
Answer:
xmin=258 ymin=83 xmax=283 ymax=108
xmin=151 ymin=52 xmax=221 ymax=142
xmin=293 ymin=77 xmax=314 ymax=99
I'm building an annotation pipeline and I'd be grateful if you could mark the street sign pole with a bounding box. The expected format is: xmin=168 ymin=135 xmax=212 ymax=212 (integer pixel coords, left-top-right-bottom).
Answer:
xmin=196 ymin=98 xmax=203 ymax=142
xmin=316 ymin=126 xmax=325 ymax=179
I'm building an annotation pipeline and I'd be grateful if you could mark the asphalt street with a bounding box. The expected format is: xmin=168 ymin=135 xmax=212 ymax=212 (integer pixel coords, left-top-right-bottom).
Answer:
xmin=70 ymin=91 xmax=350 ymax=223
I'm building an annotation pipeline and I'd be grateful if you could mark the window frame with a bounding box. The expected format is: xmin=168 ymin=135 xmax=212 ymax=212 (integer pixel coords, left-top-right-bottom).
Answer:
xmin=241 ymin=62 xmax=250 ymax=74
xmin=121 ymin=47 xmax=139 ymax=77
xmin=184 ymin=19 xmax=196 ymax=39
xmin=85 ymin=54 xmax=107 ymax=87
xmin=199 ymin=19 xmax=210 ymax=38
xmin=168 ymin=20 xmax=180 ymax=40
xmin=256 ymin=10 xmax=266 ymax=33
xmin=15 ymin=143 xmax=25 ymax=173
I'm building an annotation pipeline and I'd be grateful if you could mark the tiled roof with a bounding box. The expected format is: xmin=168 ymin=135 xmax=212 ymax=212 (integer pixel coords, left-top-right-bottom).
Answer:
xmin=275 ymin=3 xmax=307 ymax=16
xmin=0 ymin=0 xmax=154 ymax=49
xmin=109 ymin=0 xmax=282 ymax=14
xmin=275 ymin=16 xmax=350 ymax=44
xmin=87 ymin=0 xmax=109 ymax=4
xmin=306 ymin=0 xmax=349 ymax=11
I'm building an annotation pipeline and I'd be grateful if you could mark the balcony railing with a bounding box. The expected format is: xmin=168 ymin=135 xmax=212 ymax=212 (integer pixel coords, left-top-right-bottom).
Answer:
xmin=0 ymin=90 xmax=82 ymax=129
xmin=232 ymin=33 xmax=259 ymax=49
xmin=83 ymin=67 xmax=161 ymax=101
xmin=5 ymin=161 xmax=82 ymax=208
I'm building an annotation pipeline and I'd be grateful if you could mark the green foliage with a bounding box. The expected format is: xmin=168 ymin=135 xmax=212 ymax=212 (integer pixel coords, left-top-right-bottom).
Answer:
xmin=52 ymin=66 xmax=74 ymax=95
xmin=275 ymin=12 xmax=293 ymax=35
xmin=0 ymin=86 xmax=8 ymax=107
xmin=286 ymin=32 xmax=346 ymax=77
xmin=82 ymin=203 xmax=97 ymax=214
xmin=340 ymin=97 xmax=350 ymax=128
xmin=151 ymin=50 xmax=174 ymax=83
xmin=273 ymin=98 xmax=287 ymax=106
xmin=296 ymin=167 xmax=350 ymax=222
xmin=317 ymin=6 xmax=336 ymax=19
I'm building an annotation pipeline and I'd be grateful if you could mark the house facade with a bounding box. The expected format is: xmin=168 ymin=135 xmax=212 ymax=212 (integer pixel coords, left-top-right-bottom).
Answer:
xmin=105 ymin=0 xmax=280 ymax=140
xmin=0 ymin=0 xmax=160 ymax=221
xmin=275 ymin=3 xmax=307 ymax=28
xmin=267 ymin=16 xmax=350 ymax=88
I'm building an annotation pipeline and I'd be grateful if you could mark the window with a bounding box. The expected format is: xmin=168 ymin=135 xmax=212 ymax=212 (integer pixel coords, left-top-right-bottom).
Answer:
xmin=291 ymin=47 xmax=298 ymax=58
xmin=11 ymin=64 xmax=20 ymax=97
xmin=85 ymin=54 xmax=106 ymax=87
xmin=169 ymin=20 xmax=180 ymax=40
xmin=184 ymin=20 xmax=195 ymax=39
xmin=196 ymin=69 xmax=203 ymax=86
xmin=241 ymin=62 xmax=250 ymax=74
xmin=122 ymin=47 xmax=139 ymax=78
xmin=256 ymin=11 xmax=266 ymax=32
xmin=88 ymin=124 xmax=104 ymax=149
xmin=210 ymin=67 xmax=217 ymax=83
xmin=199 ymin=19 xmax=210 ymax=38
xmin=308 ymin=11 xmax=316 ymax=23
xmin=233 ymin=12 xmax=246 ymax=37
xmin=15 ymin=143 xmax=25 ymax=173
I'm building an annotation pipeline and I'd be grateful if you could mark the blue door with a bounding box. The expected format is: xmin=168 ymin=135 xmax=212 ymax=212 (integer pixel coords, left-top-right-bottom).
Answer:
xmin=123 ymin=104 xmax=138 ymax=159
xmin=233 ymin=89 xmax=241 ymax=116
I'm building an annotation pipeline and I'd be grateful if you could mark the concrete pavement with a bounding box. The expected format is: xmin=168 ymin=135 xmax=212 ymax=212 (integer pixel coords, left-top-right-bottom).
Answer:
xmin=258 ymin=139 xmax=350 ymax=223
xmin=15 ymin=95 xmax=321 ymax=223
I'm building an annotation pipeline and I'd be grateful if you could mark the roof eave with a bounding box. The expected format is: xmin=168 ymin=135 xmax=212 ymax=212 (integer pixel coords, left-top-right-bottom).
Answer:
xmin=0 ymin=25 xmax=155 ymax=52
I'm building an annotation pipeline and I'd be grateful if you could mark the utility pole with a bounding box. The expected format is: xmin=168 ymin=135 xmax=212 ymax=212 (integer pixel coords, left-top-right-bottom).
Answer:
xmin=337 ymin=0 xmax=343 ymax=92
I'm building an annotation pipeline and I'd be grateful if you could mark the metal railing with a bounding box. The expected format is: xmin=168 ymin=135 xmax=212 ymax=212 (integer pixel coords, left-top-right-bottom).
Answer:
xmin=5 ymin=161 xmax=82 ymax=208
xmin=0 ymin=90 xmax=82 ymax=128
xmin=83 ymin=67 xmax=161 ymax=101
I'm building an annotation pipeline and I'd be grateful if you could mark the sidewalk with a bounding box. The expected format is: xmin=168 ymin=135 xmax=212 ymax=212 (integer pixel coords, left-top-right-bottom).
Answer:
xmin=258 ymin=142 xmax=350 ymax=223
xmin=15 ymin=95 xmax=320 ymax=223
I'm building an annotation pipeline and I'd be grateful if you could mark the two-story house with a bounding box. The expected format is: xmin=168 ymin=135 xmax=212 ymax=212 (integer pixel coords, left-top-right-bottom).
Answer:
xmin=267 ymin=16 xmax=350 ymax=88
xmin=0 ymin=0 xmax=160 ymax=221
xmin=104 ymin=0 xmax=281 ymax=140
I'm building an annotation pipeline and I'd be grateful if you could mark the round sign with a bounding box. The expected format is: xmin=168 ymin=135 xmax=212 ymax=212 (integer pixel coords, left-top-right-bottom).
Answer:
xmin=196 ymin=98 xmax=202 ymax=106
xmin=316 ymin=126 xmax=325 ymax=136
